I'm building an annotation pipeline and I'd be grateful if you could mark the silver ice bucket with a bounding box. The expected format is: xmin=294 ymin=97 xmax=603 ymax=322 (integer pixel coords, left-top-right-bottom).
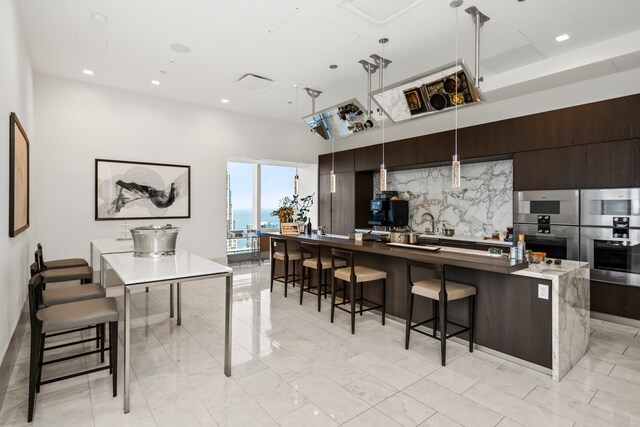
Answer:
xmin=130 ymin=224 xmax=181 ymax=257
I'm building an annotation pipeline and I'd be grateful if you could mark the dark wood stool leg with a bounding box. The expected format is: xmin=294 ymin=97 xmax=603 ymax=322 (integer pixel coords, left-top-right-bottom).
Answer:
xmin=350 ymin=279 xmax=356 ymax=334
xmin=300 ymin=266 xmax=306 ymax=305
xmin=469 ymin=295 xmax=475 ymax=353
xmin=100 ymin=323 xmax=106 ymax=363
xmin=95 ymin=325 xmax=100 ymax=348
xmin=330 ymin=275 xmax=336 ymax=323
xmin=323 ymin=270 xmax=328 ymax=299
xmin=109 ymin=321 xmax=118 ymax=397
xmin=317 ymin=267 xmax=322 ymax=312
xmin=359 ymin=282 xmax=363 ymax=316
xmin=381 ymin=278 xmax=386 ymax=326
xmin=28 ymin=323 xmax=42 ymax=423
xmin=284 ymin=259 xmax=289 ymax=298
xmin=440 ymin=296 xmax=448 ymax=366
xmin=270 ymin=255 xmax=275 ymax=293
xmin=433 ymin=300 xmax=438 ymax=336
xmin=36 ymin=334 xmax=45 ymax=393
xmin=405 ymin=293 xmax=414 ymax=349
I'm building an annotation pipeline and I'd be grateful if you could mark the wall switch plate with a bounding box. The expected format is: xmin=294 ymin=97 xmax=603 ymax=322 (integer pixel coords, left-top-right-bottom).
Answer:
xmin=538 ymin=284 xmax=549 ymax=300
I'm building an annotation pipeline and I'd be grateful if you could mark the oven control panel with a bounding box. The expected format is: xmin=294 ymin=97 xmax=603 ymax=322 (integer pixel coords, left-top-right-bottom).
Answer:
xmin=613 ymin=228 xmax=629 ymax=239
xmin=537 ymin=215 xmax=551 ymax=225
xmin=613 ymin=217 xmax=630 ymax=228
xmin=538 ymin=224 xmax=551 ymax=234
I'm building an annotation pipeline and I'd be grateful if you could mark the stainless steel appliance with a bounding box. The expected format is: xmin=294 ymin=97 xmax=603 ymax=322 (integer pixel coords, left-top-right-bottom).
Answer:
xmin=514 ymin=190 xmax=580 ymax=225
xmin=581 ymin=188 xmax=640 ymax=228
xmin=580 ymin=227 xmax=640 ymax=287
xmin=130 ymin=224 xmax=180 ymax=257
xmin=369 ymin=191 xmax=409 ymax=228
xmin=514 ymin=223 xmax=580 ymax=260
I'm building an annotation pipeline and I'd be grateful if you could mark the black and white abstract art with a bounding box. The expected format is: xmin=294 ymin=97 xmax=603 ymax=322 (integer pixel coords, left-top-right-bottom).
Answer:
xmin=95 ymin=159 xmax=190 ymax=220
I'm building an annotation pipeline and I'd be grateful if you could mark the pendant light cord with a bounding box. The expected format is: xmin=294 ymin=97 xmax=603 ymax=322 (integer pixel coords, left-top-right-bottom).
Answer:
xmin=454 ymin=5 xmax=459 ymax=158
xmin=381 ymin=42 xmax=386 ymax=166
xmin=331 ymin=67 xmax=335 ymax=172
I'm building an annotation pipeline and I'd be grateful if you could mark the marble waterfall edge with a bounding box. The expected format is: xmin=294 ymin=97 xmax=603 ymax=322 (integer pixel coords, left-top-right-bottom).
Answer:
xmin=374 ymin=159 xmax=513 ymax=236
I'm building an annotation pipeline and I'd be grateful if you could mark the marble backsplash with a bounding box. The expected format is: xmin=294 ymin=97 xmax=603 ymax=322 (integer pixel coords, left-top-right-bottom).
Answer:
xmin=374 ymin=159 xmax=513 ymax=237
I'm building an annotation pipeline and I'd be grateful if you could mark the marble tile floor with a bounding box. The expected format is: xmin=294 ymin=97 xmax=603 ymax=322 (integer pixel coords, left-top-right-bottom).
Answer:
xmin=2 ymin=263 xmax=640 ymax=426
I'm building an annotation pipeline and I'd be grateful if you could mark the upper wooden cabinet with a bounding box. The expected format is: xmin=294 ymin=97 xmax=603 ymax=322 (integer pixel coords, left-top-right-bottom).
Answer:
xmin=583 ymin=139 xmax=639 ymax=189
xmin=319 ymin=149 xmax=354 ymax=175
xmin=514 ymin=146 xmax=585 ymax=191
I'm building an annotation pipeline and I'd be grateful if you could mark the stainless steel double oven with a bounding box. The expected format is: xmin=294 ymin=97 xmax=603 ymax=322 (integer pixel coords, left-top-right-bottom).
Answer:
xmin=513 ymin=190 xmax=580 ymax=261
xmin=580 ymin=188 xmax=640 ymax=287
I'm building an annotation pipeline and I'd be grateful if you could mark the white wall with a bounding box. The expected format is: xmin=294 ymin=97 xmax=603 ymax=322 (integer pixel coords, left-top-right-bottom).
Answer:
xmin=32 ymin=75 xmax=325 ymax=262
xmin=0 ymin=0 xmax=34 ymax=365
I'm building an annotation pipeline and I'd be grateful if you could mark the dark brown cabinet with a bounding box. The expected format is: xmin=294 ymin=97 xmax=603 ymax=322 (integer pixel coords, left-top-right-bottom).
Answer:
xmin=583 ymin=139 xmax=639 ymax=188
xmin=513 ymin=145 xmax=586 ymax=191
xmin=331 ymin=172 xmax=355 ymax=235
xmin=318 ymin=174 xmax=332 ymax=231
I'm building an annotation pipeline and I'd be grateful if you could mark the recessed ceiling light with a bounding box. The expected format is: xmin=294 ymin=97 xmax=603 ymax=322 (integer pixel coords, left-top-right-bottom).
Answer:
xmin=151 ymin=80 xmax=160 ymax=86
xmin=83 ymin=69 xmax=94 ymax=75
xmin=90 ymin=12 xmax=108 ymax=24
xmin=555 ymin=34 xmax=570 ymax=42
xmin=221 ymin=99 xmax=230 ymax=103
xmin=159 ymin=70 xmax=167 ymax=74
xmin=170 ymin=44 xmax=191 ymax=54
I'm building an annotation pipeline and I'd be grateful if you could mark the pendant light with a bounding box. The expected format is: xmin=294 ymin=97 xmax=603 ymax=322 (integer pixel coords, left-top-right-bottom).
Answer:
xmin=451 ymin=0 xmax=463 ymax=188
xmin=379 ymin=38 xmax=389 ymax=192
xmin=293 ymin=84 xmax=300 ymax=195
xmin=329 ymin=64 xmax=337 ymax=193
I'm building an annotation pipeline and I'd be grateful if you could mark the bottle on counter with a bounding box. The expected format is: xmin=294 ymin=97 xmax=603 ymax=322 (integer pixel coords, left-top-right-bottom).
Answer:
xmin=516 ymin=234 xmax=526 ymax=261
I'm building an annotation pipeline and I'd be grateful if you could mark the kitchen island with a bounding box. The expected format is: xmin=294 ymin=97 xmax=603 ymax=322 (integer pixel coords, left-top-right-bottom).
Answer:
xmin=269 ymin=233 xmax=589 ymax=381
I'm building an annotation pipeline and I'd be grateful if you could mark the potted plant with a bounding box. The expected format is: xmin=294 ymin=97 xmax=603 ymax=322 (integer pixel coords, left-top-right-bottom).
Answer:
xmin=272 ymin=193 xmax=315 ymax=231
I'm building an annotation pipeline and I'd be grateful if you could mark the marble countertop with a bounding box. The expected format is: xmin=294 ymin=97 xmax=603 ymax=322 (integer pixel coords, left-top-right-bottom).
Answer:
xmin=512 ymin=260 xmax=589 ymax=280
xmin=354 ymin=229 xmax=512 ymax=247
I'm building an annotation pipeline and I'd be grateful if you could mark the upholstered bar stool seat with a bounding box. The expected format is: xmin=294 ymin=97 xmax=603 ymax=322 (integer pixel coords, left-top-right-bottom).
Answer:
xmin=411 ymin=279 xmax=476 ymax=301
xmin=37 ymin=298 xmax=119 ymax=333
xmin=43 ymin=283 xmax=106 ymax=306
xmin=43 ymin=258 xmax=88 ymax=270
xmin=303 ymin=257 xmax=346 ymax=270
xmin=334 ymin=266 xmax=386 ymax=283
xmin=273 ymin=251 xmax=302 ymax=261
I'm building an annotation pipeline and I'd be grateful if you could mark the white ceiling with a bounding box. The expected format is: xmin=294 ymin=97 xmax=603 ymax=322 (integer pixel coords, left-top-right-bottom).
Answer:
xmin=18 ymin=0 xmax=640 ymax=125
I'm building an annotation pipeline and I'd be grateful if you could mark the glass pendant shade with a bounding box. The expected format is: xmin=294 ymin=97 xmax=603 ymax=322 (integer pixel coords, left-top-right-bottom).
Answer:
xmin=451 ymin=154 xmax=461 ymax=188
xmin=379 ymin=164 xmax=387 ymax=191
xmin=293 ymin=174 xmax=299 ymax=195
xmin=330 ymin=170 xmax=336 ymax=193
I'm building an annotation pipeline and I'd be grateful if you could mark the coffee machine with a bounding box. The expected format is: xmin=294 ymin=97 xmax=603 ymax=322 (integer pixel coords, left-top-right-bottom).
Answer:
xmin=368 ymin=191 xmax=409 ymax=228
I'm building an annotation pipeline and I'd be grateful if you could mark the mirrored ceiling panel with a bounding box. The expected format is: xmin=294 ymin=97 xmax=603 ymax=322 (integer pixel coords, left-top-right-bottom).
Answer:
xmin=371 ymin=59 xmax=485 ymax=123
xmin=303 ymin=98 xmax=377 ymax=141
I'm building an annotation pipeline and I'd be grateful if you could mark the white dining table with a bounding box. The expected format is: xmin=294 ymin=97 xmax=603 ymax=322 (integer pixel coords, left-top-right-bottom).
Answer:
xmin=101 ymin=249 xmax=233 ymax=414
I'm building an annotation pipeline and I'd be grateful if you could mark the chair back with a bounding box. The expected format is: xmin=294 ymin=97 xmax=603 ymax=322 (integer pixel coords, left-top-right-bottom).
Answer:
xmin=29 ymin=261 xmax=40 ymax=278
xmin=300 ymin=242 xmax=320 ymax=266
xmin=28 ymin=273 xmax=46 ymax=328
xmin=330 ymin=248 xmax=354 ymax=280
xmin=270 ymin=236 xmax=288 ymax=256
xmin=35 ymin=245 xmax=45 ymax=271
xmin=407 ymin=260 xmax=446 ymax=293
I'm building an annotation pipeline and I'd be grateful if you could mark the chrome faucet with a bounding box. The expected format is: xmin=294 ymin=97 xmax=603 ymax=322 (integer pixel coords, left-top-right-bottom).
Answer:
xmin=424 ymin=213 xmax=435 ymax=234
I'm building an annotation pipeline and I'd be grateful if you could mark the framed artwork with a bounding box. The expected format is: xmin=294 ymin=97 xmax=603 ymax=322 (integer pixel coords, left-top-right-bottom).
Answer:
xmin=9 ymin=113 xmax=30 ymax=237
xmin=95 ymin=159 xmax=190 ymax=220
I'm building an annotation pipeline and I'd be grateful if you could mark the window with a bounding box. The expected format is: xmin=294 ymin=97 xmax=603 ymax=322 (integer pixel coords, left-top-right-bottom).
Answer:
xmin=226 ymin=161 xmax=296 ymax=256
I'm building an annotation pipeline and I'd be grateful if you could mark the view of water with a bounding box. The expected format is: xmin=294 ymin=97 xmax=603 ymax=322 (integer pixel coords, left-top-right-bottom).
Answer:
xmin=231 ymin=208 xmax=280 ymax=231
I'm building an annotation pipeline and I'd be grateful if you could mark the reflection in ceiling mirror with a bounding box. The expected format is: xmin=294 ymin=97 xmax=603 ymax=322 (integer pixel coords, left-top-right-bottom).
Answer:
xmin=371 ymin=59 xmax=485 ymax=123
xmin=303 ymin=98 xmax=377 ymax=141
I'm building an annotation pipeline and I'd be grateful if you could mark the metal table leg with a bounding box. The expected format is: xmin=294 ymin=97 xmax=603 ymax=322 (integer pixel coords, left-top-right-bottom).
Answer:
xmin=224 ymin=273 xmax=233 ymax=377
xmin=124 ymin=286 xmax=131 ymax=413
xmin=100 ymin=256 xmax=106 ymax=288
xmin=177 ymin=283 xmax=182 ymax=326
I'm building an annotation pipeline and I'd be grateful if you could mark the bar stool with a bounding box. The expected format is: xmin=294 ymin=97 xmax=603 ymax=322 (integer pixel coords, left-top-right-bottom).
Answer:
xmin=330 ymin=249 xmax=386 ymax=334
xmin=30 ymin=260 xmax=93 ymax=286
xmin=27 ymin=274 xmax=119 ymax=422
xmin=270 ymin=237 xmax=302 ymax=298
xmin=299 ymin=242 xmax=346 ymax=311
xmin=35 ymin=243 xmax=88 ymax=270
xmin=405 ymin=260 xmax=476 ymax=366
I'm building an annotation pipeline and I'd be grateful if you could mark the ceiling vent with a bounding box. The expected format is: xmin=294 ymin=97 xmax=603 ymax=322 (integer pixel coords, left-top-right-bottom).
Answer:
xmin=234 ymin=73 xmax=278 ymax=92
xmin=339 ymin=0 xmax=427 ymax=25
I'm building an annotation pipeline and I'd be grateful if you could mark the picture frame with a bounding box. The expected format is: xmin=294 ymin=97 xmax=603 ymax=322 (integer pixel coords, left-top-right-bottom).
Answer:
xmin=95 ymin=159 xmax=190 ymax=221
xmin=280 ymin=223 xmax=299 ymax=235
xmin=9 ymin=113 xmax=30 ymax=237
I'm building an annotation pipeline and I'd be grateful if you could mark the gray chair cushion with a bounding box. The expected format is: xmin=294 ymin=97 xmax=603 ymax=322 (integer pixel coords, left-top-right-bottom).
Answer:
xmin=335 ymin=266 xmax=386 ymax=282
xmin=37 ymin=297 xmax=119 ymax=333
xmin=40 ymin=266 xmax=93 ymax=283
xmin=43 ymin=283 xmax=105 ymax=306
xmin=44 ymin=258 xmax=88 ymax=270
xmin=412 ymin=279 xmax=476 ymax=301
